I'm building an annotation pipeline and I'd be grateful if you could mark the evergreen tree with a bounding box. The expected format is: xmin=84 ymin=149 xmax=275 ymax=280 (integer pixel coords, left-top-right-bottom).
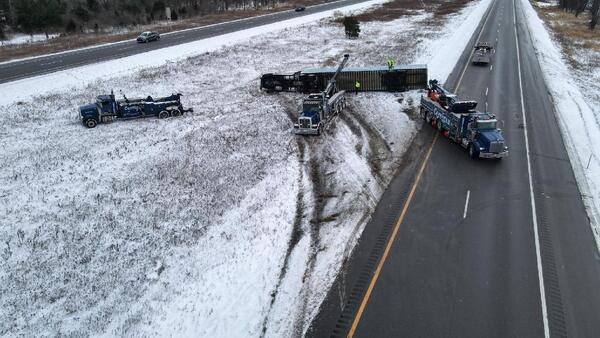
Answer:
xmin=343 ymin=15 xmax=360 ymax=39
xmin=591 ymin=0 xmax=600 ymax=29
xmin=16 ymin=0 xmax=62 ymax=34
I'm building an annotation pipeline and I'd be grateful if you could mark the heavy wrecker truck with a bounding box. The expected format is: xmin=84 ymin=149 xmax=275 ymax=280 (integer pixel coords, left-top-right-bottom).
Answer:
xmin=420 ymin=80 xmax=508 ymax=159
xmin=79 ymin=91 xmax=193 ymax=128
xmin=294 ymin=54 xmax=349 ymax=135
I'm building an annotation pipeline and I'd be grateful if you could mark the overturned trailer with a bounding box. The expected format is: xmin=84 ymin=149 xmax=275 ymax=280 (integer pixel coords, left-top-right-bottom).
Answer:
xmin=260 ymin=64 xmax=428 ymax=93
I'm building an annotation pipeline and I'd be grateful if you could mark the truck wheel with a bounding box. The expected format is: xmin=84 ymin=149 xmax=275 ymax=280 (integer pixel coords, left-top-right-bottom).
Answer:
xmin=158 ymin=111 xmax=170 ymax=119
xmin=425 ymin=113 xmax=431 ymax=124
xmin=171 ymin=109 xmax=182 ymax=117
xmin=420 ymin=108 xmax=426 ymax=120
xmin=84 ymin=118 xmax=98 ymax=128
xmin=437 ymin=120 xmax=443 ymax=132
xmin=468 ymin=144 xmax=479 ymax=159
xmin=317 ymin=125 xmax=322 ymax=136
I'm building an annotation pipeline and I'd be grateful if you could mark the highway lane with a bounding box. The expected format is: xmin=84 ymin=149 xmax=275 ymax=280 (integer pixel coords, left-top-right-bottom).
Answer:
xmin=0 ymin=0 xmax=369 ymax=84
xmin=308 ymin=0 xmax=600 ymax=336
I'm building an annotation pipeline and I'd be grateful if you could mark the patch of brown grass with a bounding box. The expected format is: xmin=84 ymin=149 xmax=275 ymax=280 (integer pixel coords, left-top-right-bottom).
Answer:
xmin=532 ymin=2 xmax=600 ymax=70
xmin=355 ymin=0 xmax=473 ymax=22
xmin=534 ymin=3 xmax=600 ymax=51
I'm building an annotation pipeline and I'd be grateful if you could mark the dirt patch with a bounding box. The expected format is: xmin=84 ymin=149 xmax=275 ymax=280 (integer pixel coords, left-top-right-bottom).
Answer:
xmin=354 ymin=0 xmax=473 ymax=22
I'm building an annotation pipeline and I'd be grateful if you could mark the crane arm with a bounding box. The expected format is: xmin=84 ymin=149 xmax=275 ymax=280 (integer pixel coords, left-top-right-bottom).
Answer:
xmin=324 ymin=54 xmax=350 ymax=96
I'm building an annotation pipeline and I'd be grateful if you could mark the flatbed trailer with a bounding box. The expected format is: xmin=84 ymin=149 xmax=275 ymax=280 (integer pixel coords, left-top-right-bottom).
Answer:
xmin=261 ymin=64 xmax=427 ymax=93
xmin=302 ymin=64 xmax=427 ymax=92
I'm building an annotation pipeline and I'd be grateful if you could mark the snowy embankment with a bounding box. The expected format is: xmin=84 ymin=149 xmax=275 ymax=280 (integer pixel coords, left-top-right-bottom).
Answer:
xmin=0 ymin=33 xmax=59 ymax=46
xmin=0 ymin=0 xmax=490 ymax=337
xmin=520 ymin=0 xmax=600 ymax=250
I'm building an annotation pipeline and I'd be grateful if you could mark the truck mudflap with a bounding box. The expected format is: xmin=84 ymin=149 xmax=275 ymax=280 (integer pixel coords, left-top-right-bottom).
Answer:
xmin=479 ymin=151 xmax=508 ymax=159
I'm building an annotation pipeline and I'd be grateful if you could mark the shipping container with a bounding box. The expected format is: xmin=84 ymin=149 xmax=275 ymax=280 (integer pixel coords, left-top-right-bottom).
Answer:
xmin=300 ymin=64 xmax=428 ymax=92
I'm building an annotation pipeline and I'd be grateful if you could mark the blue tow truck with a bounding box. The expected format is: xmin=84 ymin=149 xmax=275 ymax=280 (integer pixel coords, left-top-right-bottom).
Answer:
xmin=79 ymin=91 xmax=193 ymax=128
xmin=420 ymin=80 xmax=508 ymax=159
xmin=294 ymin=54 xmax=349 ymax=135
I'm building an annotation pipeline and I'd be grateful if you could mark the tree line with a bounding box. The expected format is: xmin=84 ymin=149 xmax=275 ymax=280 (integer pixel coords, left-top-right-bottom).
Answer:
xmin=0 ymin=0 xmax=290 ymax=36
xmin=558 ymin=0 xmax=600 ymax=29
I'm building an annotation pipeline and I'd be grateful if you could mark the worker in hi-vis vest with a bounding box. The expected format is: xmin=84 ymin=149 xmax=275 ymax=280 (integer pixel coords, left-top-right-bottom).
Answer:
xmin=387 ymin=57 xmax=396 ymax=69
xmin=354 ymin=80 xmax=361 ymax=93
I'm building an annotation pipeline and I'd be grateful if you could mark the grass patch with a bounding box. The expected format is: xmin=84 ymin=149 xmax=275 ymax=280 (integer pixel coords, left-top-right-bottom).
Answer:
xmin=533 ymin=2 xmax=600 ymax=69
xmin=355 ymin=0 xmax=473 ymax=22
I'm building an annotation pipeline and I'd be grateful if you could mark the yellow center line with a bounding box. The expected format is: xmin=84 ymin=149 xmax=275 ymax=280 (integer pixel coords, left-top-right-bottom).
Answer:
xmin=347 ymin=132 xmax=439 ymax=338
xmin=346 ymin=0 xmax=497 ymax=332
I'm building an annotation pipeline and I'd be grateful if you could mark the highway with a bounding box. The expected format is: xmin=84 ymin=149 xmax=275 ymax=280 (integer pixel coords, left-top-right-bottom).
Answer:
xmin=308 ymin=0 xmax=600 ymax=337
xmin=0 ymin=0 xmax=369 ymax=84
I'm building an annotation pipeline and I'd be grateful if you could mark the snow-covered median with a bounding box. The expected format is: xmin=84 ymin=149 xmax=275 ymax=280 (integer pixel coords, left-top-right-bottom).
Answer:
xmin=0 ymin=0 xmax=491 ymax=336
xmin=520 ymin=0 xmax=600 ymax=250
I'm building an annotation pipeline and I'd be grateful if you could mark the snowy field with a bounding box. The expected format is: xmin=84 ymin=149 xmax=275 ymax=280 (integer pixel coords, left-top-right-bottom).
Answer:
xmin=0 ymin=33 xmax=59 ymax=46
xmin=0 ymin=0 xmax=490 ymax=336
xmin=522 ymin=0 xmax=600 ymax=250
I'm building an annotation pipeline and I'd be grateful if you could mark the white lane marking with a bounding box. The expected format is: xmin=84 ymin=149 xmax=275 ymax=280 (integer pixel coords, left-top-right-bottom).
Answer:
xmin=456 ymin=0 xmax=497 ymax=90
xmin=486 ymin=87 xmax=489 ymax=96
xmin=463 ymin=190 xmax=471 ymax=219
xmin=513 ymin=0 xmax=550 ymax=336
xmin=40 ymin=60 xmax=60 ymax=66
xmin=485 ymin=101 xmax=488 ymax=111
xmin=490 ymin=64 xmax=493 ymax=71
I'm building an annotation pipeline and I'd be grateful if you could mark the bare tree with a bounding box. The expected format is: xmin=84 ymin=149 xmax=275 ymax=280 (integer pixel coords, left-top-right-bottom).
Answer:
xmin=591 ymin=0 xmax=600 ymax=29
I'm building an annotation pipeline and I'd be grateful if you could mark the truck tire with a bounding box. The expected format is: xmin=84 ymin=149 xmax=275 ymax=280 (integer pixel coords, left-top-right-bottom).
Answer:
xmin=171 ymin=109 xmax=182 ymax=117
xmin=84 ymin=118 xmax=98 ymax=128
xmin=468 ymin=144 xmax=479 ymax=159
xmin=420 ymin=107 xmax=426 ymax=120
xmin=317 ymin=125 xmax=323 ymax=136
xmin=425 ymin=113 xmax=431 ymax=124
xmin=437 ymin=120 xmax=443 ymax=132
xmin=158 ymin=111 xmax=170 ymax=119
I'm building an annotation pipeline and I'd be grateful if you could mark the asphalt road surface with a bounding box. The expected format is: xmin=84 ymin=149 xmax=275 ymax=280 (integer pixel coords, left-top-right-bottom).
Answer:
xmin=0 ymin=0 xmax=369 ymax=84
xmin=308 ymin=0 xmax=600 ymax=337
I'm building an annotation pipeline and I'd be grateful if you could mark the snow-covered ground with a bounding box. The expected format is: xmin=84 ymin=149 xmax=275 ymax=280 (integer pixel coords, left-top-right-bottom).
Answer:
xmin=0 ymin=33 xmax=59 ymax=46
xmin=0 ymin=0 xmax=491 ymax=336
xmin=521 ymin=0 xmax=600 ymax=250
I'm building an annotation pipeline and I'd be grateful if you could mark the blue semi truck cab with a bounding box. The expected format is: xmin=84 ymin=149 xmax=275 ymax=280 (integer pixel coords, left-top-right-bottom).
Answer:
xmin=295 ymin=92 xmax=346 ymax=135
xmin=79 ymin=91 xmax=192 ymax=128
xmin=420 ymin=80 xmax=508 ymax=159
xmin=294 ymin=54 xmax=349 ymax=136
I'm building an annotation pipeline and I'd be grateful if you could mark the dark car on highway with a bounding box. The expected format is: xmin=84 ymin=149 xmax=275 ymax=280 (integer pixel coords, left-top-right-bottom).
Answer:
xmin=137 ymin=31 xmax=160 ymax=43
xmin=295 ymin=6 xmax=306 ymax=12
xmin=472 ymin=42 xmax=494 ymax=65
